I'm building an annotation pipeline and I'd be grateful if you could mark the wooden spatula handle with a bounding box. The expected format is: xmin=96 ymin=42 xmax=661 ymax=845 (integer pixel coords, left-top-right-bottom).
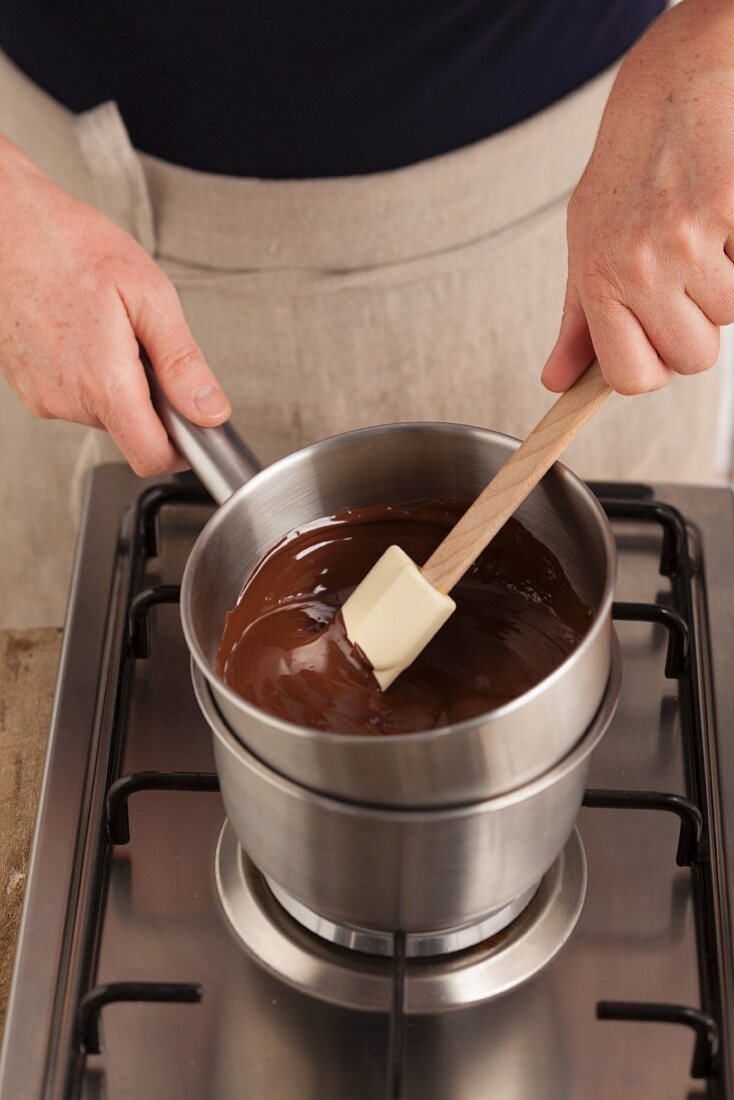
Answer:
xmin=421 ymin=360 xmax=612 ymax=594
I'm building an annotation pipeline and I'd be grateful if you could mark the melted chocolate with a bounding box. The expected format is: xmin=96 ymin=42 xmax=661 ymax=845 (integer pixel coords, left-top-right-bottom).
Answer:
xmin=216 ymin=500 xmax=593 ymax=736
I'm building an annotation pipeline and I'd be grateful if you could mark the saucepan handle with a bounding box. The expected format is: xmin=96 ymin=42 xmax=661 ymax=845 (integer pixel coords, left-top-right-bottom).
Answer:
xmin=139 ymin=344 xmax=262 ymax=504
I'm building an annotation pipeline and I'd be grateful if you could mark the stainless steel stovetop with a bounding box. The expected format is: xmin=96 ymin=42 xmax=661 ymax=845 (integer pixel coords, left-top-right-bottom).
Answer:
xmin=2 ymin=465 xmax=734 ymax=1099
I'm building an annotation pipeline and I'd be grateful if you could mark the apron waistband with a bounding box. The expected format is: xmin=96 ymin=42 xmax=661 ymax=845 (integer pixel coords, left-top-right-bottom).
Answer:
xmin=0 ymin=44 xmax=616 ymax=271
xmin=139 ymin=64 xmax=617 ymax=272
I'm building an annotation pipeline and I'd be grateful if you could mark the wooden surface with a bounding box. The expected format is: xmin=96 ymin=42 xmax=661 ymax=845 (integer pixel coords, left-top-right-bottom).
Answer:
xmin=422 ymin=361 xmax=612 ymax=593
xmin=0 ymin=628 xmax=61 ymax=1039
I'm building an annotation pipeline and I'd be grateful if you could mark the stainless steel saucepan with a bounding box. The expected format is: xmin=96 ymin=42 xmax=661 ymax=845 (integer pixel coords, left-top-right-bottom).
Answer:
xmin=194 ymin=647 xmax=620 ymax=932
xmin=144 ymin=354 xmax=617 ymax=808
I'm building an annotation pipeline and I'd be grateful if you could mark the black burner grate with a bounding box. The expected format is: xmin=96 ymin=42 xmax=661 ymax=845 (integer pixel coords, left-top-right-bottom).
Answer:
xmin=64 ymin=478 xmax=725 ymax=1100
xmin=586 ymin=488 xmax=722 ymax=1089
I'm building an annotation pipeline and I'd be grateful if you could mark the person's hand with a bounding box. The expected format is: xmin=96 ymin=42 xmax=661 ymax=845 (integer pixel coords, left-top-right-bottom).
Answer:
xmin=542 ymin=0 xmax=734 ymax=396
xmin=0 ymin=135 xmax=230 ymax=475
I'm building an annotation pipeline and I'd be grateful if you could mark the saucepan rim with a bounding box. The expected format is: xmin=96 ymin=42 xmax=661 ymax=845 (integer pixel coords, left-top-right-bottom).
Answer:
xmin=181 ymin=421 xmax=617 ymax=746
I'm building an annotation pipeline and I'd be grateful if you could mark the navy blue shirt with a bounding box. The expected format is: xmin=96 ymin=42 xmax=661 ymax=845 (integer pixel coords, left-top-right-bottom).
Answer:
xmin=0 ymin=1 xmax=664 ymax=178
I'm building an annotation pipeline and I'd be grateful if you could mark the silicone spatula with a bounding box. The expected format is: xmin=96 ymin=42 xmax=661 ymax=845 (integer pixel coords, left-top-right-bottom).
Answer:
xmin=341 ymin=360 xmax=612 ymax=689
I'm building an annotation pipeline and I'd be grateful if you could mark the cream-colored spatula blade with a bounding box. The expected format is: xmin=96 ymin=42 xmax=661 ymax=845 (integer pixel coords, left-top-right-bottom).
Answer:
xmin=341 ymin=546 xmax=456 ymax=690
xmin=341 ymin=360 xmax=611 ymax=690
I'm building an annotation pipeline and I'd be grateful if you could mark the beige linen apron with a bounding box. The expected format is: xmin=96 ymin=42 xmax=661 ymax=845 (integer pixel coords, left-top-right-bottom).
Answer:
xmin=0 ymin=47 xmax=725 ymax=628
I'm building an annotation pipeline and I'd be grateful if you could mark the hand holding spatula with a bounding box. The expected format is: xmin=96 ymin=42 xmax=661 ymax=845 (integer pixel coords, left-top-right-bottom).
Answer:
xmin=342 ymin=360 xmax=612 ymax=689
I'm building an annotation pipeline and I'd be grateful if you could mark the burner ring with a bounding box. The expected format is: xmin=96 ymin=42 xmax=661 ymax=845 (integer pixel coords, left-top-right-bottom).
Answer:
xmin=215 ymin=822 xmax=587 ymax=1013
xmin=265 ymin=876 xmax=539 ymax=958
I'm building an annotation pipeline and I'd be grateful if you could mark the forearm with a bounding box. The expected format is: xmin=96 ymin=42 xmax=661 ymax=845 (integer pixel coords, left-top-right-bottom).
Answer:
xmin=543 ymin=0 xmax=734 ymax=395
xmin=664 ymin=0 xmax=734 ymax=64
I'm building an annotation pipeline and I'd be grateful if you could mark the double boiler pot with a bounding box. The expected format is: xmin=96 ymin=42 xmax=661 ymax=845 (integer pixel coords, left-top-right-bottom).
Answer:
xmin=151 ymin=384 xmax=619 ymax=934
xmin=194 ymin=655 xmax=619 ymax=933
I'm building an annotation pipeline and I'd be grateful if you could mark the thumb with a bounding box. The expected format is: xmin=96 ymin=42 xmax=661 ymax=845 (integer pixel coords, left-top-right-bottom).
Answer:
xmin=541 ymin=281 xmax=596 ymax=393
xmin=123 ymin=272 xmax=231 ymax=426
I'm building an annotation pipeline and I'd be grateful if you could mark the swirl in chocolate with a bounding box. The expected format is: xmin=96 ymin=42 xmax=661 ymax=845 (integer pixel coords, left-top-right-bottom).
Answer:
xmin=217 ymin=500 xmax=592 ymax=736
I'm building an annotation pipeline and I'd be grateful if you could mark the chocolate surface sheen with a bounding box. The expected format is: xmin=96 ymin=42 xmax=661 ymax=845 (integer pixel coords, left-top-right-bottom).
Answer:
xmin=217 ymin=500 xmax=593 ymax=736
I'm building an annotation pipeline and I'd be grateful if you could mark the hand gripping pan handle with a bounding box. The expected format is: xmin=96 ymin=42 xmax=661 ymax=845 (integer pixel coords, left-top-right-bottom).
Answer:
xmin=139 ymin=344 xmax=262 ymax=504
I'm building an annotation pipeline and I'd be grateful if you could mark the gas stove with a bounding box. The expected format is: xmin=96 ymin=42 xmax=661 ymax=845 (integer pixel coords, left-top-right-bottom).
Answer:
xmin=2 ymin=465 xmax=734 ymax=1099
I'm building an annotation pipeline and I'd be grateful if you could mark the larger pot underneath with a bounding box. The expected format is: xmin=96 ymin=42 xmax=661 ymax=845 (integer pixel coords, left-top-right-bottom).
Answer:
xmin=194 ymin=637 xmax=620 ymax=934
xmin=215 ymin=821 xmax=588 ymax=1013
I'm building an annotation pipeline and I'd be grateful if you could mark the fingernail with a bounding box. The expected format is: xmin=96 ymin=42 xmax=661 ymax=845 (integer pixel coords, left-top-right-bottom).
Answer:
xmin=193 ymin=383 xmax=229 ymax=418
